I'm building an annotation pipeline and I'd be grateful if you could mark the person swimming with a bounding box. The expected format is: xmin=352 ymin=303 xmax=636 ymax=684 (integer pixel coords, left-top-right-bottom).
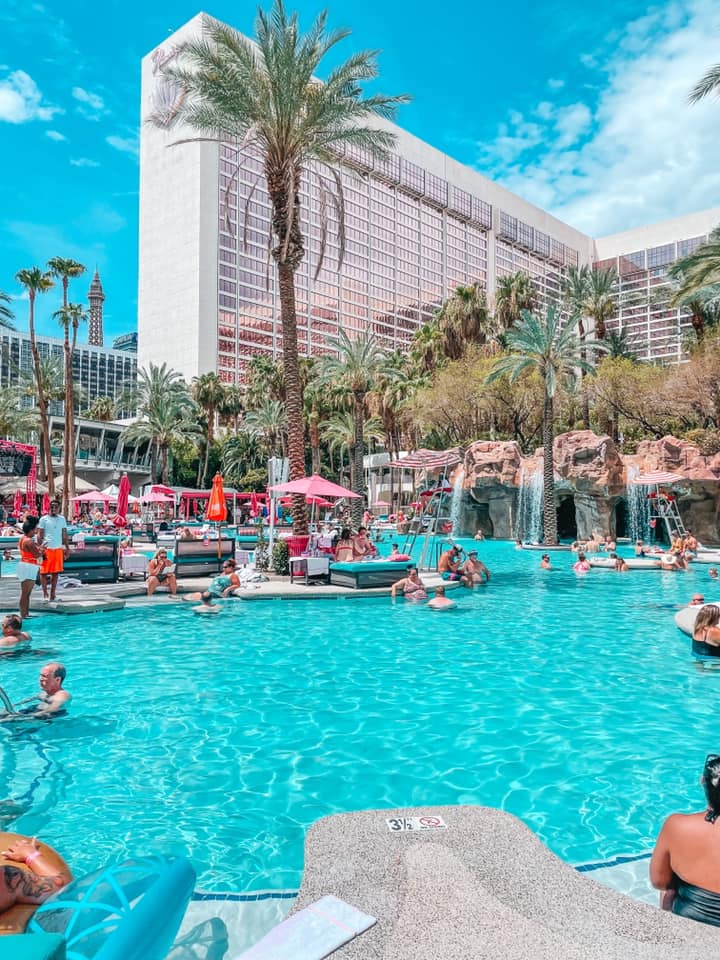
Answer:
xmin=573 ymin=552 xmax=590 ymax=574
xmin=427 ymin=584 xmax=456 ymax=610
xmin=692 ymin=604 xmax=720 ymax=658
xmin=651 ymin=753 xmax=720 ymax=925
xmin=390 ymin=567 xmax=427 ymax=602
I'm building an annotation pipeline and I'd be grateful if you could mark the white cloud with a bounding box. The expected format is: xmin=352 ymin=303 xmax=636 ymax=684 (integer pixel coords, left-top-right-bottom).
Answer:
xmin=73 ymin=203 xmax=126 ymax=234
xmin=70 ymin=157 xmax=100 ymax=168
xmin=548 ymin=78 xmax=565 ymax=91
xmin=46 ymin=129 xmax=66 ymax=141
xmin=72 ymin=85 xmax=105 ymax=119
xmin=105 ymin=134 xmax=139 ymax=157
xmin=0 ymin=69 xmax=60 ymax=123
xmin=475 ymin=0 xmax=720 ymax=235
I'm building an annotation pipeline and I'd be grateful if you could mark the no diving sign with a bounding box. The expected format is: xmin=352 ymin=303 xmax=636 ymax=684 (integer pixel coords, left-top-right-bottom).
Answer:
xmin=386 ymin=815 xmax=447 ymax=832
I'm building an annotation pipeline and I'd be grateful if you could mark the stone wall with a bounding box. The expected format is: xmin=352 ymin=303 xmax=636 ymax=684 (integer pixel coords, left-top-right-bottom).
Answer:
xmin=455 ymin=432 xmax=720 ymax=542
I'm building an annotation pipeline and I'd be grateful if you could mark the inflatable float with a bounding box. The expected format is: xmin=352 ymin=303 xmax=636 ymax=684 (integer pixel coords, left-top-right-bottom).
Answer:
xmin=690 ymin=551 xmax=720 ymax=564
xmin=0 ymin=831 xmax=72 ymax=935
xmin=675 ymin=603 xmax=720 ymax=637
xmin=588 ymin=557 xmax=661 ymax=570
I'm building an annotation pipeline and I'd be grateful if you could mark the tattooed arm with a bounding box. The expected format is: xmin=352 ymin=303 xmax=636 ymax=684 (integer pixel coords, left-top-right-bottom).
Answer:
xmin=2 ymin=865 xmax=66 ymax=904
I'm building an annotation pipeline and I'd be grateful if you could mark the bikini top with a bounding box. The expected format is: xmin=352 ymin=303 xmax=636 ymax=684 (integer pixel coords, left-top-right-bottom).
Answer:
xmin=19 ymin=537 xmax=38 ymax=564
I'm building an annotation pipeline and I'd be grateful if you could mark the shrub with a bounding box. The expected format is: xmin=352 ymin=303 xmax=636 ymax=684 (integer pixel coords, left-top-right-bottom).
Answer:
xmin=683 ymin=429 xmax=720 ymax=456
xmin=272 ymin=539 xmax=290 ymax=576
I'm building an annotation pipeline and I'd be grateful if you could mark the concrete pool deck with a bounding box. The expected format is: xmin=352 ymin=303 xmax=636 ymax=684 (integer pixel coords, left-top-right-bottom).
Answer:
xmin=292 ymin=805 xmax=718 ymax=959
xmin=0 ymin=572 xmax=460 ymax=615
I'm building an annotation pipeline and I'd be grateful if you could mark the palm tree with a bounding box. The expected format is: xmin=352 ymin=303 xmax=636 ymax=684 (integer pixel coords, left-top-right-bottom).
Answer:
xmin=668 ymin=230 xmax=720 ymax=311
xmin=437 ymin=283 xmax=494 ymax=359
xmin=15 ymin=267 xmax=55 ymax=492
xmin=218 ymin=384 xmax=244 ymax=434
xmin=689 ymin=64 xmax=720 ymax=103
xmin=192 ymin=372 xmax=226 ymax=487
xmin=149 ymin=4 xmax=407 ymax=533
xmin=494 ymin=271 xmax=536 ymax=332
xmin=561 ymin=265 xmax=593 ymax=428
xmin=409 ymin=318 xmax=445 ymax=376
xmin=319 ymin=329 xmax=392 ymax=523
xmin=86 ymin=396 xmax=116 ymax=421
xmin=486 ymin=307 xmax=607 ymax=545
xmin=605 ymin=329 xmax=637 ymax=360
xmin=0 ymin=388 xmax=38 ymax=439
xmin=130 ymin=363 xmax=195 ymax=481
xmin=321 ymin=410 xmax=383 ymax=491
xmin=244 ymin=399 xmax=287 ymax=459
xmin=54 ymin=302 xmax=89 ymax=514
xmin=124 ymin=400 xmax=201 ymax=484
xmin=0 ymin=291 xmax=16 ymax=329
xmin=584 ymin=267 xmax=619 ymax=340
xmin=246 ymin=355 xmax=285 ymax=407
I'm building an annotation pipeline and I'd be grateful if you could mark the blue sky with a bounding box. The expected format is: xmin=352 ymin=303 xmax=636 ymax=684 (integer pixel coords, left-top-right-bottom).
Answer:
xmin=0 ymin=0 xmax=718 ymax=342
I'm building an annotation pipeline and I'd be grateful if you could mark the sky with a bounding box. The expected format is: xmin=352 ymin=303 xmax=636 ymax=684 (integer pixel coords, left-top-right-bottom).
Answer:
xmin=0 ymin=0 xmax=718 ymax=342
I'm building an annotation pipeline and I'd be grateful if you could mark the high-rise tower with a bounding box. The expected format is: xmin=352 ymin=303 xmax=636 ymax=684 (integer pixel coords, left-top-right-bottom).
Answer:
xmin=87 ymin=269 xmax=105 ymax=346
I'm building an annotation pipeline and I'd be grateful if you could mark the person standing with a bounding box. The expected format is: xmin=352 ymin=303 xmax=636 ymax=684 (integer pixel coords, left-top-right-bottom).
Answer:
xmin=17 ymin=516 xmax=43 ymax=619
xmin=37 ymin=500 xmax=69 ymax=603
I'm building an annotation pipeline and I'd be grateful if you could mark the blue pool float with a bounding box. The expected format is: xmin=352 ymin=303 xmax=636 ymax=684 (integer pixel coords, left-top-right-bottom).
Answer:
xmin=28 ymin=855 xmax=195 ymax=960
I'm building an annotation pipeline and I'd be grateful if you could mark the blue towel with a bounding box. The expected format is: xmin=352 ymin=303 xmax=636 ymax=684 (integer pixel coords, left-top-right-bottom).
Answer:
xmin=234 ymin=895 xmax=376 ymax=959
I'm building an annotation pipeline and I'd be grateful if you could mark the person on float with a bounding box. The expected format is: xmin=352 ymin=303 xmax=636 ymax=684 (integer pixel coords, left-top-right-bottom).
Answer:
xmin=0 ymin=836 xmax=71 ymax=914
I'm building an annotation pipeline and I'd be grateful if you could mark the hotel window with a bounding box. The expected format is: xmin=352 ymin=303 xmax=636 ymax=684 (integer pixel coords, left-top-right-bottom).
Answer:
xmin=448 ymin=186 xmax=472 ymax=220
xmin=624 ymin=250 xmax=646 ymax=270
xmin=550 ymin=239 xmax=564 ymax=264
xmin=646 ymin=243 xmax=675 ymax=268
xmin=373 ymin=153 xmax=401 ymax=184
xmin=532 ymin=231 xmax=550 ymax=258
xmin=498 ymin=211 xmax=517 ymax=242
xmin=677 ymin=235 xmax=705 ymax=258
xmin=517 ymin=220 xmax=533 ymax=249
xmin=469 ymin=198 xmax=492 ymax=230
xmin=565 ymin=247 xmax=579 ymax=268
xmin=424 ymin=173 xmax=448 ymax=209
xmin=345 ymin=144 xmax=373 ymax=172
xmin=399 ymin=159 xmax=425 ymax=196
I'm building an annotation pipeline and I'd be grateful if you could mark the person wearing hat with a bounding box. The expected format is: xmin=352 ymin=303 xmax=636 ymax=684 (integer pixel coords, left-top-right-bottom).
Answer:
xmin=461 ymin=550 xmax=490 ymax=587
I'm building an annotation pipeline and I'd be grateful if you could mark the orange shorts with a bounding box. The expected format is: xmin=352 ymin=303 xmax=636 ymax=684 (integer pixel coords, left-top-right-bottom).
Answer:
xmin=40 ymin=547 xmax=65 ymax=575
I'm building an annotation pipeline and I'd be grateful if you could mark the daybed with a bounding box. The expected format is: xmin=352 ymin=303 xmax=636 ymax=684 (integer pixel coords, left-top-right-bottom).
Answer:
xmin=329 ymin=560 xmax=412 ymax=589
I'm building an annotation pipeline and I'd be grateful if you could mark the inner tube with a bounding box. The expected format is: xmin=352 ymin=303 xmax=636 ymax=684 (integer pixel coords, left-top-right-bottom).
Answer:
xmin=0 ymin=831 xmax=72 ymax=934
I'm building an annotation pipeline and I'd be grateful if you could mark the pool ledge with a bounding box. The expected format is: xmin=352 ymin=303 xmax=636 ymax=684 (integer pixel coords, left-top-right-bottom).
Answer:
xmin=292 ymin=805 xmax=715 ymax=959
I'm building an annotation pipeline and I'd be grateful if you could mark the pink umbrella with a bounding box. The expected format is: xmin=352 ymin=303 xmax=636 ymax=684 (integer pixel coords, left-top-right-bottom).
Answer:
xmin=373 ymin=500 xmax=391 ymax=508
xmin=115 ymin=474 xmax=131 ymax=523
xmin=141 ymin=491 xmax=174 ymax=504
xmin=268 ymin=474 xmax=361 ymax=500
xmin=41 ymin=493 xmax=51 ymax=515
xmin=13 ymin=490 xmax=22 ymax=515
xmin=73 ymin=491 xmax=112 ymax=503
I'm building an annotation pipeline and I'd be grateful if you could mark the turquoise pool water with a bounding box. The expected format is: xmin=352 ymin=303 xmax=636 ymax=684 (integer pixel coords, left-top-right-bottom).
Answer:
xmin=0 ymin=540 xmax=716 ymax=892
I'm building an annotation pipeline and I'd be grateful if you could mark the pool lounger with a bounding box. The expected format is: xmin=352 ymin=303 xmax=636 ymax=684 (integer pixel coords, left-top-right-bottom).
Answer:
xmin=234 ymin=895 xmax=375 ymax=959
xmin=329 ymin=561 xmax=411 ymax=589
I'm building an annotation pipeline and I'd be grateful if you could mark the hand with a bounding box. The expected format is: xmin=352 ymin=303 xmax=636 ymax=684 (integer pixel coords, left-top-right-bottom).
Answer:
xmin=63 ymin=546 xmax=70 ymax=557
xmin=3 ymin=837 xmax=39 ymax=863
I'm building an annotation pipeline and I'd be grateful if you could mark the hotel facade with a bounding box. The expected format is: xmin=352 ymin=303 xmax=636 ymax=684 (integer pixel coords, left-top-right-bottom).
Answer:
xmin=138 ymin=14 xmax=720 ymax=384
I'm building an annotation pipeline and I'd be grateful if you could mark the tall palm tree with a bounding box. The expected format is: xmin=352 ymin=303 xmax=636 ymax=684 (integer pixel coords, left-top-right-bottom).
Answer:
xmin=192 ymin=372 xmax=226 ymax=487
xmin=247 ymin=355 xmax=285 ymax=407
xmin=130 ymin=363 xmax=195 ymax=481
xmin=0 ymin=291 xmax=16 ymax=329
xmin=54 ymin=302 xmax=89 ymax=514
xmin=15 ymin=267 xmax=55 ymax=492
xmin=668 ymin=230 xmax=720 ymax=309
xmin=244 ymin=399 xmax=287 ymax=459
xmin=149 ymin=4 xmax=407 ymax=533
xmin=561 ymin=265 xmax=592 ymax=428
xmin=409 ymin=318 xmax=445 ymax=376
xmin=436 ymin=283 xmax=494 ymax=359
xmin=319 ymin=329 xmax=392 ymax=523
xmin=320 ymin=410 xmax=383 ymax=491
xmin=86 ymin=396 xmax=116 ymax=421
xmin=124 ymin=401 xmax=201 ymax=484
xmin=584 ymin=267 xmax=619 ymax=340
xmin=486 ymin=307 xmax=607 ymax=545
xmin=218 ymin=384 xmax=244 ymax=434
xmin=494 ymin=271 xmax=536 ymax=332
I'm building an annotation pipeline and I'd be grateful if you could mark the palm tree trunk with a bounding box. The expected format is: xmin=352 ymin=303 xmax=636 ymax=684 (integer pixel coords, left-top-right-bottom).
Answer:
xmin=542 ymin=393 xmax=557 ymax=545
xmin=28 ymin=294 xmax=54 ymax=498
xmin=352 ymin=395 xmax=365 ymax=526
xmin=66 ymin=315 xmax=79 ymax=513
xmin=202 ymin=409 xmax=213 ymax=488
xmin=310 ymin=418 xmax=320 ymax=475
xmin=277 ymin=261 xmax=308 ymax=535
xmin=161 ymin=444 xmax=169 ymax=484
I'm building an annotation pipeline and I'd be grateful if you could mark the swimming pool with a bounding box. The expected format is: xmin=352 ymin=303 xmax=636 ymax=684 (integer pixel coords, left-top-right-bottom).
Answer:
xmin=0 ymin=540 xmax=715 ymax=893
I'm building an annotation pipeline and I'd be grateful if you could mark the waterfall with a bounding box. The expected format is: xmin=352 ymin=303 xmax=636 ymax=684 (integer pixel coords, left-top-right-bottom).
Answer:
xmin=449 ymin=468 xmax=465 ymax=536
xmin=516 ymin=464 xmax=544 ymax=543
xmin=626 ymin=468 xmax=652 ymax=542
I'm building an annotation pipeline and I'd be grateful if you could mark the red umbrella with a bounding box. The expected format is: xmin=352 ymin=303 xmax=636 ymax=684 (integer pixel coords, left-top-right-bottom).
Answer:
xmin=41 ymin=493 xmax=51 ymax=515
xmin=250 ymin=491 xmax=259 ymax=518
xmin=115 ymin=474 xmax=131 ymax=524
xmin=13 ymin=490 xmax=23 ymax=515
xmin=268 ymin=474 xmax=361 ymax=500
xmin=206 ymin=473 xmax=227 ymax=559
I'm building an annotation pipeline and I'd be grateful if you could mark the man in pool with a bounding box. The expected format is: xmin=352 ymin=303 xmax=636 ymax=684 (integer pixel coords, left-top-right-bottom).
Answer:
xmin=461 ymin=550 xmax=490 ymax=587
xmin=33 ymin=663 xmax=71 ymax=715
xmin=0 ymin=614 xmax=30 ymax=647
xmin=438 ymin=545 xmax=463 ymax=581
xmin=427 ymin=585 xmax=456 ymax=610
xmin=0 ymin=836 xmax=71 ymax=914
xmin=690 ymin=593 xmax=706 ymax=607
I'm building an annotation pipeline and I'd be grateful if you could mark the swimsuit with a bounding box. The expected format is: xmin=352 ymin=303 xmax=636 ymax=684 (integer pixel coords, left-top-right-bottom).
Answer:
xmin=693 ymin=630 xmax=720 ymax=658
xmin=673 ymin=880 xmax=720 ymax=926
xmin=208 ymin=575 xmax=233 ymax=597
xmin=403 ymin=582 xmax=427 ymax=601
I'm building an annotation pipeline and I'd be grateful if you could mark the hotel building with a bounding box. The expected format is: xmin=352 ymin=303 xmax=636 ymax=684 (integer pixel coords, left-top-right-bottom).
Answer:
xmin=138 ymin=14 xmax=720 ymax=383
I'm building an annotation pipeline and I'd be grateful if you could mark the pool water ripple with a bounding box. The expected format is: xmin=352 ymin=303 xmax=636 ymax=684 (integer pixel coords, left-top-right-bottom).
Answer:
xmin=0 ymin=541 xmax=717 ymax=889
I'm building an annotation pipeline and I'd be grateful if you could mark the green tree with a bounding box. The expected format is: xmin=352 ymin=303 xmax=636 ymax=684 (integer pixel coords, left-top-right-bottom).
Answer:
xmin=0 ymin=388 xmax=38 ymax=439
xmin=494 ymin=271 xmax=536 ymax=332
xmin=668 ymin=231 xmax=720 ymax=318
xmin=125 ymin=399 xmax=200 ymax=483
xmin=246 ymin=356 xmax=285 ymax=407
xmin=561 ymin=265 xmax=594 ymax=427
xmin=436 ymin=283 xmax=494 ymax=360
xmin=129 ymin=363 xmax=196 ymax=481
xmin=319 ymin=329 xmax=391 ymax=523
xmin=86 ymin=396 xmax=116 ymax=421
xmin=486 ymin=307 xmax=607 ymax=544
xmin=320 ymin=409 xmax=383 ymax=492
xmin=409 ymin=317 xmax=445 ymax=376
xmin=15 ymin=267 xmax=55 ymax=492
xmin=149 ymin=3 xmax=407 ymax=533
xmin=584 ymin=266 xmax=619 ymax=340
xmin=218 ymin=384 xmax=244 ymax=434
xmin=0 ymin=291 xmax=16 ymax=329
xmin=244 ymin=398 xmax=287 ymax=459
xmin=192 ymin=372 xmax=226 ymax=487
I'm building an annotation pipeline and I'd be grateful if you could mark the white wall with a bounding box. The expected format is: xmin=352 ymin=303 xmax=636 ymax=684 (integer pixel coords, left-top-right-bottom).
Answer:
xmin=137 ymin=14 xmax=218 ymax=385
xmin=594 ymin=208 xmax=720 ymax=259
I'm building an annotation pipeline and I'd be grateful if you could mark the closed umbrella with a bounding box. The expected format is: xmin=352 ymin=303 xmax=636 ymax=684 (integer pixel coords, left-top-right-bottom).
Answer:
xmin=13 ymin=490 xmax=22 ymax=515
xmin=41 ymin=493 xmax=51 ymax=516
xmin=115 ymin=474 xmax=131 ymax=524
xmin=206 ymin=473 xmax=227 ymax=558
